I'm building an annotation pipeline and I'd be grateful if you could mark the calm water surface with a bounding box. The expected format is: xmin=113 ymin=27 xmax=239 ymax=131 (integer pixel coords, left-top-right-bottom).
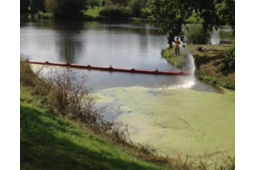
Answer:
xmin=20 ymin=16 xmax=232 ymax=92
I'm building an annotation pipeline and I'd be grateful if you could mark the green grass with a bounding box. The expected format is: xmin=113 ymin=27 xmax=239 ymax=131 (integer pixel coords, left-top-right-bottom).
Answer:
xmin=187 ymin=44 xmax=232 ymax=57
xmin=82 ymin=6 xmax=151 ymax=21
xmin=161 ymin=48 xmax=185 ymax=67
xmin=20 ymin=86 xmax=168 ymax=170
xmin=83 ymin=6 xmax=104 ymax=18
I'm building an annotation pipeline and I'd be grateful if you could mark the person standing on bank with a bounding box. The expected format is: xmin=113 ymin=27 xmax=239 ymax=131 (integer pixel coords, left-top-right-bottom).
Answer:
xmin=174 ymin=38 xmax=180 ymax=55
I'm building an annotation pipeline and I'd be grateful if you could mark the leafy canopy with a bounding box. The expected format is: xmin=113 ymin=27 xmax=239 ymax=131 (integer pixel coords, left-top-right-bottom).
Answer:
xmin=45 ymin=0 xmax=88 ymax=19
xmin=151 ymin=0 xmax=220 ymax=47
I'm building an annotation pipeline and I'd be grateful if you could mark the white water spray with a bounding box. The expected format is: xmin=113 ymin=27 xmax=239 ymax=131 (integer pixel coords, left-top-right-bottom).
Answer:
xmin=167 ymin=47 xmax=196 ymax=89
xmin=182 ymin=47 xmax=196 ymax=75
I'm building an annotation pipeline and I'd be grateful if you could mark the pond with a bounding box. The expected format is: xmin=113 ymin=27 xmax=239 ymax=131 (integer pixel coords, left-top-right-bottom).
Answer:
xmin=20 ymin=16 xmax=232 ymax=92
xmin=21 ymin=16 xmax=235 ymax=159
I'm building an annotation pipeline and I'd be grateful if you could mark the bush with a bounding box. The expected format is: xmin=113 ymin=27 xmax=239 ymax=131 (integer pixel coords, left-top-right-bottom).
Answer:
xmin=20 ymin=55 xmax=36 ymax=86
xmin=88 ymin=0 xmax=99 ymax=9
xmin=99 ymin=5 xmax=133 ymax=18
xmin=34 ymin=11 xmax=53 ymax=19
xmin=225 ymin=45 xmax=235 ymax=69
xmin=43 ymin=70 xmax=112 ymax=130
xmin=45 ymin=0 xmax=88 ymax=19
xmin=185 ymin=24 xmax=211 ymax=44
xmin=20 ymin=55 xmax=45 ymax=87
xmin=20 ymin=58 xmax=111 ymax=131
xmin=130 ymin=0 xmax=143 ymax=17
xmin=140 ymin=8 xmax=151 ymax=19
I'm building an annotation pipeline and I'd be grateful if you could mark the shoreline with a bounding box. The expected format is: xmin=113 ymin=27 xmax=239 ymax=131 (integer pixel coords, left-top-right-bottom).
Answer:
xmin=161 ymin=44 xmax=235 ymax=90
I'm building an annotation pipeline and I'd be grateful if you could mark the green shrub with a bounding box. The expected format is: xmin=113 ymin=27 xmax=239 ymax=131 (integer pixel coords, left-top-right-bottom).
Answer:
xmin=130 ymin=0 xmax=143 ymax=17
xmin=99 ymin=5 xmax=133 ymax=18
xmin=225 ymin=45 xmax=235 ymax=69
xmin=43 ymin=70 xmax=112 ymax=130
xmin=34 ymin=11 xmax=53 ymax=19
xmin=45 ymin=0 xmax=88 ymax=19
xmin=140 ymin=8 xmax=151 ymax=19
xmin=88 ymin=0 xmax=99 ymax=9
xmin=102 ymin=0 xmax=105 ymax=6
xmin=185 ymin=24 xmax=211 ymax=44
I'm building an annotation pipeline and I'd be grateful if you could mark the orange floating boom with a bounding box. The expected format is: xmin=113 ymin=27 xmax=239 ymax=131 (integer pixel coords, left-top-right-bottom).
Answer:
xmin=28 ymin=61 xmax=190 ymax=76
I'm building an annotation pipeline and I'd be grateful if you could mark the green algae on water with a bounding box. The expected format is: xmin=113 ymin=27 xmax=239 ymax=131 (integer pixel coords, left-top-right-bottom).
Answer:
xmin=96 ymin=87 xmax=235 ymax=159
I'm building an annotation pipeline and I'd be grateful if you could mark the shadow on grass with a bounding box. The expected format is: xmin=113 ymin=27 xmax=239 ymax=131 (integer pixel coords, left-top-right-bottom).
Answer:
xmin=20 ymin=105 xmax=161 ymax=170
xmin=194 ymin=55 xmax=224 ymax=69
xmin=213 ymin=59 xmax=235 ymax=76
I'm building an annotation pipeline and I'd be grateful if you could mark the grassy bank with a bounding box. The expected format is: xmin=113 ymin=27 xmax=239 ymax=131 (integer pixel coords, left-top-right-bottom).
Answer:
xmin=20 ymin=60 xmax=171 ymax=169
xmin=21 ymin=88 xmax=168 ymax=170
xmin=161 ymin=47 xmax=185 ymax=68
xmin=82 ymin=7 xmax=104 ymax=20
xmin=162 ymin=45 xmax=235 ymax=90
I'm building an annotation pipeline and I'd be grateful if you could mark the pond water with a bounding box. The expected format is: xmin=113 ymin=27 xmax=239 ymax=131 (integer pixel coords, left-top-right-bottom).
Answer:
xmin=20 ymin=16 xmax=232 ymax=92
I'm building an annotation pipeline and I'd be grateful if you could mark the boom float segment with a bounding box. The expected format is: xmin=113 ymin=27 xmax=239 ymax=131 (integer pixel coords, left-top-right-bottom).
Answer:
xmin=28 ymin=61 xmax=190 ymax=76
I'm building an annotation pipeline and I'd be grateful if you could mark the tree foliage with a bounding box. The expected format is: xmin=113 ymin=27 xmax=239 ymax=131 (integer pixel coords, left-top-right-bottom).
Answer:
xmin=185 ymin=24 xmax=211 ymax=44
xmin=45 ymin=0 xmax=88 ymax=19
xmin=151 ymin=0 xmax=219 ymax=47
xmin=88 ymin=0 xmax=99 ymax=9
xmin=216 ymin=0 xmax=235 ymax=67
xmin=99 ymin=5 xmax=132 ymax=18
xmin=130 ymin=0 xmax=143 ymax=17
xmin=216 ymin=0 xmax=235 ymax=35
xmin=20 ymin=0 xmax=30 ymax=13
xmin=225 ymin=45 xmax=235 ymax=69
xmin=110 ymin=0 xmax=129 ymax=6
xmin=20 ymin=0 xmax=46 ymax=14
xmin=30 ymin=0 xmax=46 ymax=14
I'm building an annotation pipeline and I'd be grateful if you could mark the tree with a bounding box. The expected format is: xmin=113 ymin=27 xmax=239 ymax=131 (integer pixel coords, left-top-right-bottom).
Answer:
xmin=216 ymin=0 xmax=235 ymax=70
xmin=110 ymin=0 xmax=128 ymax=6
xmin=216 ymin=0 xmax=235 ymax=35
xmin=88 ymin=0 xmax=99 ymax=9
xmin=45 ymin=0 xmax=88 ymax=19
xmin=151 ymin=0 xmax=219 ymax=48
xmin=45 ymin=0 xmax=56 ymax=12
xmin=140 ymin=0 xmax=148 ymax=9
xmin=30 ymin=0 xmax=46 ymax=14
xmin=130 ymin=0 xmax=143 ymax=17
xmin=102 ymin=0 xmax=106 ymax=6
xmin=20 ymin=0 xmax=30 ymax=13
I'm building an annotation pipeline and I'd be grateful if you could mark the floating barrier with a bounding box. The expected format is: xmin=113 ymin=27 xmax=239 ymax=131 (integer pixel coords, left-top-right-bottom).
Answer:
xmin=28 ymin=61 xmax=190 ymax=76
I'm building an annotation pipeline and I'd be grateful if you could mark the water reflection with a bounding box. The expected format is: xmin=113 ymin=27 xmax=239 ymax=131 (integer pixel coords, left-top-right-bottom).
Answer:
xmin=52 ymin=21 xmax=85 ymax=63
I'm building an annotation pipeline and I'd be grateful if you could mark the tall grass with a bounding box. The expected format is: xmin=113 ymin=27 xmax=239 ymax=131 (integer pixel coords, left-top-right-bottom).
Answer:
xmin=21 ymin=56 xmax=111 ymax=132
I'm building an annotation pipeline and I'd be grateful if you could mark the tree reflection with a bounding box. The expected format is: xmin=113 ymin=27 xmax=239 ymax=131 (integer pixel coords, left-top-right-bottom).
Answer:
xmin=53 ymin=21 xmax=85 ymax=63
